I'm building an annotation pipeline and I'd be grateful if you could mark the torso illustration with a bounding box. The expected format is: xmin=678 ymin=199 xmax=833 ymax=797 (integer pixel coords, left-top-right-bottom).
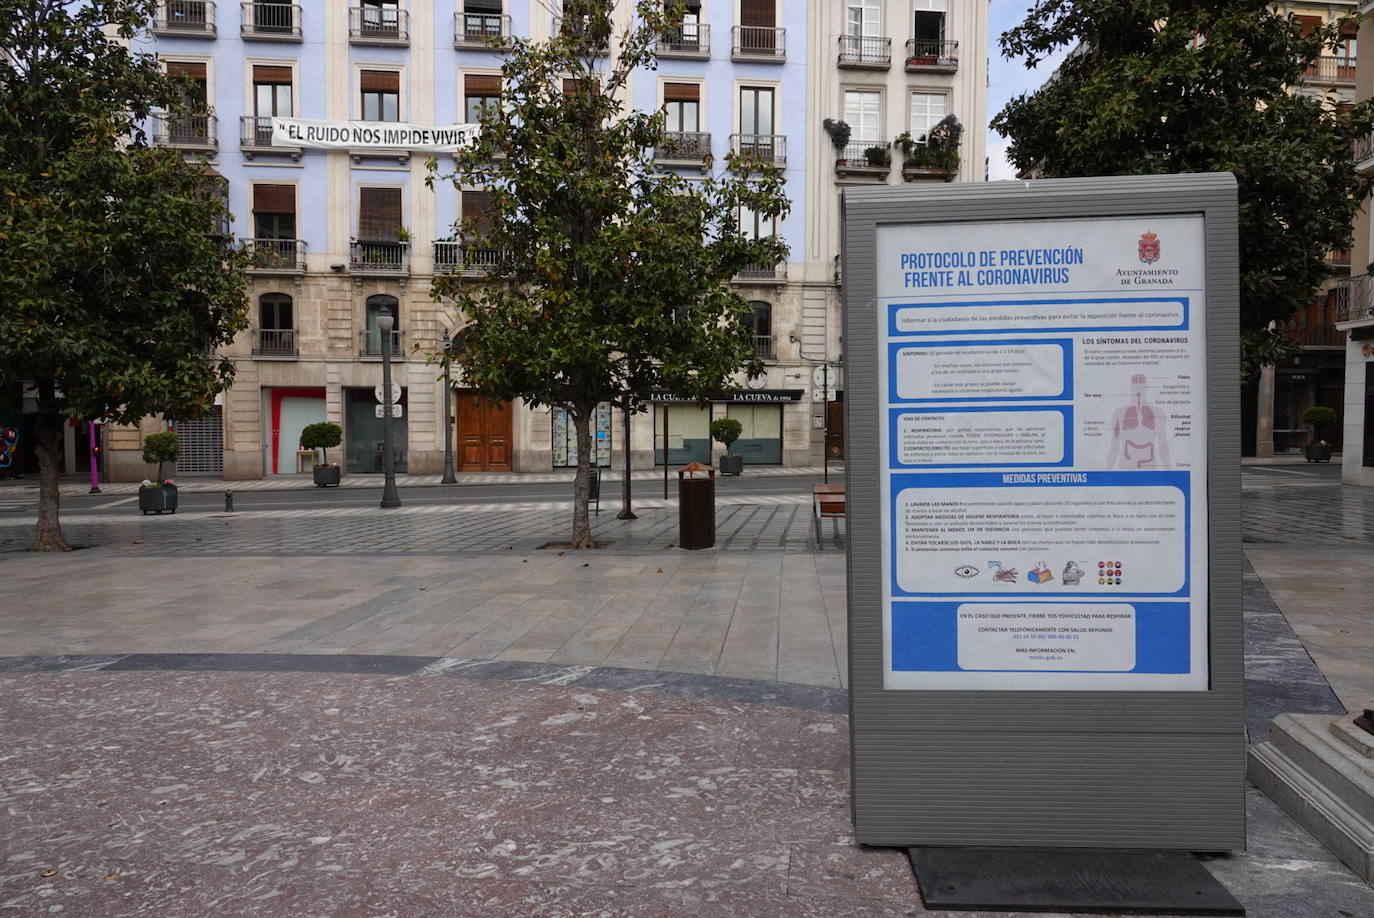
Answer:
xmin=1107 ymin=374 xmax=1170 ymax=469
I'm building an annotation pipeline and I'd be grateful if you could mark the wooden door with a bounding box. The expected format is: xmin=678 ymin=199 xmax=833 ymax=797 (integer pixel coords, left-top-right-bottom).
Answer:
xmin=456 ymin=389 xmax=512 ymax=471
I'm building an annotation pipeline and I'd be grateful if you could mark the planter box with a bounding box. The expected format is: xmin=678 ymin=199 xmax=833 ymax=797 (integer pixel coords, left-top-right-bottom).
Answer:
xmin=1305 ymin=443 xmax=1333 ymax=462
xmin=138 ymin=485 xmax=178 ymax=515
xmin=313 ymin=465 xmax=343 ymax=487
xmin=718 ymin=454 xmax=744 ymax=476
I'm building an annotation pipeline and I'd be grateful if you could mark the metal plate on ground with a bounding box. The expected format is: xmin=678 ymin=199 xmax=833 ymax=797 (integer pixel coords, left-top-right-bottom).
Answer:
xmin=907 ymin=847 xmax=1245 ymax=915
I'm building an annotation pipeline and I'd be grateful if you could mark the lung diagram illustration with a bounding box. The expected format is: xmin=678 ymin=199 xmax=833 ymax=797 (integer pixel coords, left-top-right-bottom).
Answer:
xmin=1107 ymin=373 xmax=1171 ymax=469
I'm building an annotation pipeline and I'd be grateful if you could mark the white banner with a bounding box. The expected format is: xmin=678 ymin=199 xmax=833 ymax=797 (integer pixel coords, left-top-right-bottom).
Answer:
xmin=271 ymin=117 xmax=480 ymax=153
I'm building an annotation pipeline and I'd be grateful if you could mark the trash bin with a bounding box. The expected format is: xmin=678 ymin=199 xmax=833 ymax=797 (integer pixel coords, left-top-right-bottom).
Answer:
xmin=678 ymin=461 xmax=716 ymax=550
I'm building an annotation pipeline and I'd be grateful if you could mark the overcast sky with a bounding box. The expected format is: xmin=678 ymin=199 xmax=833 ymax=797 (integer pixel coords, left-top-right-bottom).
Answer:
xmin=985 ymin=2 xmax=1067 ymax=180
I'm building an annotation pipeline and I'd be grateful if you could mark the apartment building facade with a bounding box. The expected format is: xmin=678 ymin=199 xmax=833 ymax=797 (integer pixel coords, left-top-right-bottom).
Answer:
xmin=100 ymin=0 xmax=987 ymax=481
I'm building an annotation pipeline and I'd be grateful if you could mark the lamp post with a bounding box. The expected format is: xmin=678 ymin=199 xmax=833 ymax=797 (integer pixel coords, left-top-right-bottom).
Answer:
xmin=377 ymin=307 xmax=402 ymax=509
xmin=617 ymin=399 xmax=636 ymax=520
xmin=441 ymin=328 xmax=457 ymax=485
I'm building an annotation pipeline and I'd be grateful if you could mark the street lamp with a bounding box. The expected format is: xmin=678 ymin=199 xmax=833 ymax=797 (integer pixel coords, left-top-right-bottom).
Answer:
xmin=441 ymin=328 xmax=457 ymax=485
xmin=617 ymin=399 xmax=636 ymax=520
xmin=377 ymin=306 xmax=402 ymax=509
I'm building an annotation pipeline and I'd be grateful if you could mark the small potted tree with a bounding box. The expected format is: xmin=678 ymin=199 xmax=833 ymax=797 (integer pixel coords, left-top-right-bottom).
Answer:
xmin=300 ymin=421 xmax=344 ymax=486
xmin=139 ymin=429 xmax=180 ymax=515
xmin=1302 ymin=405 xmax=1336 ymax=462
xmin=711 ymin=417 xmax=744 ymax=476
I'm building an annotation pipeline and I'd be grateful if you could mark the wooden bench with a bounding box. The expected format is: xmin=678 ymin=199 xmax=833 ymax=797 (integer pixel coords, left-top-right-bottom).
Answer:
xmin=812 ymin=484 xmax=846 ymax=548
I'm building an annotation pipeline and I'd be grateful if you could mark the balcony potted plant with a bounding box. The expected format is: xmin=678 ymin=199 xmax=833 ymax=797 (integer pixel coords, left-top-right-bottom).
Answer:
xmin=823 ymin=118 xmax=851 ymax=164
xmin=1302 ymin=405 xmax=1336 ymax=462
xmin=711 ymin=417 xmax=745 ymax=476
xmin=863 ymin=145 xmax=891 ymax=167
xmin=138 ymin=430 xmax=180 ymax=515
xmin=300 ymin=421 xmax=344 ymax=486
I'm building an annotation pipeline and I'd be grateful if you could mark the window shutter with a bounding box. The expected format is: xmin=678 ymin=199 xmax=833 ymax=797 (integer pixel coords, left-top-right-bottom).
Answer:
xmin=1295 ymin=15 xmax=1322 ymax=36
xmin=252 ymin=184 xmax=295 ymax=214
xmin=358 ymin=187 xmax=402 ymax=241
xmin=562 ymin=78 xmax=583 ymax=96
xmin=464 ymin=74 xmax=501 ymax=95
xmin=360 ymin=69 xmax=400 ymax=92
xmin=166 ymin=60 xmax=207 ymax=80
xmin=663 ymin=82 xmax=699 ymax=102
xmin=462 ymin=189 xmax=494 ymax=234
xmin=252 ymin=65 xmax=292 ymax=84
xmin=740 ymin=0 xmax=774 ymax=28
xmin=465 ymin=0 xmax=502 ymax=11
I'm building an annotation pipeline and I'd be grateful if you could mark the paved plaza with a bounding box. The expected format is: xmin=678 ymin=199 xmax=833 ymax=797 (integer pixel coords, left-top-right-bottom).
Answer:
xmin=1 ymin=459 xmax=1372 ymax=915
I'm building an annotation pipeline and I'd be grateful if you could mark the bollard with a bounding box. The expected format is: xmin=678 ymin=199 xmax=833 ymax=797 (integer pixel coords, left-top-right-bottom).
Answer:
xmin=224 ymin=490 xmax=234 ymax=513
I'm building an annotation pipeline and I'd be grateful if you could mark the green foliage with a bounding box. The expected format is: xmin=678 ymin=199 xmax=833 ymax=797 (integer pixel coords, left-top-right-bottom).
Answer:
xmin=142 ymin=430 xmax=181 ymax=465
xmin=1302 ymin=405 xmax=1337 ymax=434
xmin=895 ymin=117 xmax=962 ymax=173
xmin=710 ymin=417 xmax=743 ymax=452
xmin=992 ymin=1 xmax=1374 ymax=371
xmin=433 ymin=0 xmax=791 ymax=546
xmin=0 ymin=0 xmax=251 ymax=549
xmin=823 ymin=118 xmax=851 ymax=151
xmin=299 ymin=421 xmax=343 ymax=466
xmin=863 ymin=146 xmax=891 ymax=167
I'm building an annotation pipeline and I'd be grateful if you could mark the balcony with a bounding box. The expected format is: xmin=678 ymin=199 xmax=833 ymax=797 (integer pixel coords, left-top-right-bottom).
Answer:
xmin=252 ymin=329 xmax=298 ymax=358
xmin=838 ymin=35 xmax=890 ymax=69
xmin=751 ymin=335 xmax=775 ymax=360
xmin=1303 ymin=55 xmax=1356 ymax=86
xmin=730 ymin=133 xmax=786 ymax=167
xmin=152 ymin=111 xmax=217 ymax=152
xmin=454 ymin=12 xmax=509 ymax=47
xmin=349 ymin=6 xmax=408 ymax=45
xmin=731 ymin=25 xmax=785 ymax=62
xmin=836 ymin=141 xmax=891 ymax=177
xmin=1336 ymin=273 xmax=1374 ymax=323
xmin=735 ymin=260 xmax=786 ymax=284
xmin=656 ymin=22 xmax=709 ymax=59
xmin=552 ymin=16 xmax=610 ymax=54
xmin=244 ymin=238 xmax=306 ymax=273
xmin=360 ymin=329 xmax=405 ymax=358
xmin=905 ymin=39 xmax=959 ymax=72
xmin=654 ymin=131 xmax=712 ymax=168
xmin=1355 ymin=132 xmax=1374 ymax=169
xmin=434 ymin=241 xmax=501 ymax=275
xmin=240 ymin=1 xmax=301 ymax=40
xmin=1281 ymin=318 xmax=1345 ymax=348
xmin=153 ymin=0 xmax=216 ymax=36
xmin=239 ymin=115 xmax=303 ymax=160
xmin=901 ymin=143 xmax=957 ymax=181
xmin=350 ymin=240 xmax=409 ymax=274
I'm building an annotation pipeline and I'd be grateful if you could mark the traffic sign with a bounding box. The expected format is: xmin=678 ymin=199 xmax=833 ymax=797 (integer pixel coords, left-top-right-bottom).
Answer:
xmin=374 ymin=383 xmax=402 ymax=404
xmin=375 ymin=404 xmax=403 ymax=418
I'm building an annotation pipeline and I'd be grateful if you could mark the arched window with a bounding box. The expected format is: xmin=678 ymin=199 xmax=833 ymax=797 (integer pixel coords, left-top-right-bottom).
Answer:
xmin=364 ymin=294 xmax=400 ymax=356
xmin=257 ymin=293 xmax=294 ymax=356
xmin=745 ymin=300 xmax=772 ymax=359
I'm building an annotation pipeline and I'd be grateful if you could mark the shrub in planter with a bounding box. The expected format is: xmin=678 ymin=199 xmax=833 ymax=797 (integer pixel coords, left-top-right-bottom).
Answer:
xmin=711 ymin=417 xmax=745 ymax=476
xmin=1302 ymin=405 xmax=1337 ymax=462
xmin=139 ymin=430 xmax=181 ymax=514
xmin=863 ymin=145 xmax=890 ymax=167
xmin=300 ymin=421 xmax=344 ymax=486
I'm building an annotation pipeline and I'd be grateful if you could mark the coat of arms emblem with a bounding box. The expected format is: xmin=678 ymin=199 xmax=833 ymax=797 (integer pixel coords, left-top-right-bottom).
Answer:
xmin=1138 ymin=231 xmax=1161 ymax=264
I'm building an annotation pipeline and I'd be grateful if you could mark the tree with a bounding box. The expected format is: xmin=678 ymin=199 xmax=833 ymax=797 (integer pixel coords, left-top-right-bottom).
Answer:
xmin=141 ymin=430 xmax=180 ymax=483
xmin=434 ymin=0 xmax=790 ymax=548
xmin=992 ymin=0 xmax=1374 ymax=373
xmin=0 ymin=0 xmax=250 ymax=551
xmin=299 ymin=422 xmax=343 ymax=467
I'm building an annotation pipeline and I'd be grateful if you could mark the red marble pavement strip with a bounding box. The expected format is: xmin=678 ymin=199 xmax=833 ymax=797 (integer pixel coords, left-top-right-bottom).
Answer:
xmin=4 ymin=670 xmax=1033 ymax=917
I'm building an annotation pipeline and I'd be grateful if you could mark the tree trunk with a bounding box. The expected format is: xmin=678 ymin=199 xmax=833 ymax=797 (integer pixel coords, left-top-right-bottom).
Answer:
xmin=570 ymin=403 xmax=596 ymax=549
xmin=32 ymin=406 xmax=71 ymax=553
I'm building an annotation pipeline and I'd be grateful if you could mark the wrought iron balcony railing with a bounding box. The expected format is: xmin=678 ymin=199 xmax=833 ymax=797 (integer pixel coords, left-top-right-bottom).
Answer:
xmin=656 ymin=22 xmax=709 ymax=57
xmin=360 ymin=329 xmax=404 ymax=358
xmin=350 ymin=240 xmax=408 ymax=273
xmin=735 ymin=260 xmax=786 ymax=282
xmin=1335 ymin=273 xmax=1374 ymax=323
xmin=730 ymin=133 xmax=786 ymax=166
xmin=433 ymin=241 xmax=502 ymax=274
xmin=241 ymin=1 xmax=300 ymax=39
xmin=349 ymin=6 xmax=408 ymax=44
xmin=253 ymin=329 xmax=297 ymax=357
xmin=655 ymin=131 xmax=712 ymax=163
xmin=152 ymin=111 xmax=217 ymax=150
xmin=1280 ymin=319 xmax=1345 ymax=348
xmin=244 ymin=238 xmax=306 ymax=272
xmin=239 ymin=115 xmax=302 ymax=158
xmin=751 ymin=335 xmax=775 ymax=360
xmin=1355 ymin=132 xmax=1374 ymax=166
xmin=1303 ymin=55 xmax=1356 ymax=85
xmin=732 ymin=25 xmax=785 ymax=60
xmin=905 ymin=39 xmax=959 ymax=69
xmin=837 ymin=141 xmax=891 ymax=168
xmin=838 ymin=34 xmax=891 ymax=67
xmin=454 ymin=12 xmax=509 ymax=46
xmin=154 ymin=0 xmax=216 ymax=35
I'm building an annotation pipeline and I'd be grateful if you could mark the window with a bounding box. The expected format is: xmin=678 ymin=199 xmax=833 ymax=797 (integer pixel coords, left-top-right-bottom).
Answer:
xmin=464 ymin=73 xmax=500 ymax=123
xmin=252 ymin=64 xmax=292 ymax=144
xmin=358 ymin=187 xmax=403 ymax=241
xmin=846 ymin=0 xmax=879 ymax=37
xmin=739 ymin=85 xmax=775 ymax=157
xmin=366 ymin=294 xmax=399 ymax=330
xmin=252 ymin=184 xmax=296 ymax=240
xmin=910 ymin=92 xmax=947 ymax=142
xmin=913 ymin=0 xmax=947 ymax=44
xmin=844 ymin=90 xmax=881 ymax=157
xmin=461 ymin=0 xmax=504 ymax=41
xmin=360 ymin=70 xmax=400 ymax=122
xmin=165 ymin=60 xmax=210 ymax=143
xmin=664 ymin=83 xmax=700 ymax=133
xmin=360 ymin=0 xmax=400 ymax=34
xmin=745 ymin=301 xmax=773 ymax=358
xmin=739 ymin=0 xmax=776 ymax=52
xmin=738 ymin=204 xmax=776 ymax=240
xmin=259 ymin=293 xmax=293 ymax=330
xmin=461 ymin=189 xmax=494 ymax=240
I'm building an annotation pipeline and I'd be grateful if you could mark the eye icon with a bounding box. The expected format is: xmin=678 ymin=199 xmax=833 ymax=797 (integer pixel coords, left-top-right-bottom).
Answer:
xmin=954 ymin=565 xmax=979 ymax=579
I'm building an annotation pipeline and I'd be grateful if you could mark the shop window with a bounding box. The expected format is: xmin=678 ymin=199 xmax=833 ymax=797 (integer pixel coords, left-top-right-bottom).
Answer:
xmin=726 ymin=403 xmax=782 ymax=464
